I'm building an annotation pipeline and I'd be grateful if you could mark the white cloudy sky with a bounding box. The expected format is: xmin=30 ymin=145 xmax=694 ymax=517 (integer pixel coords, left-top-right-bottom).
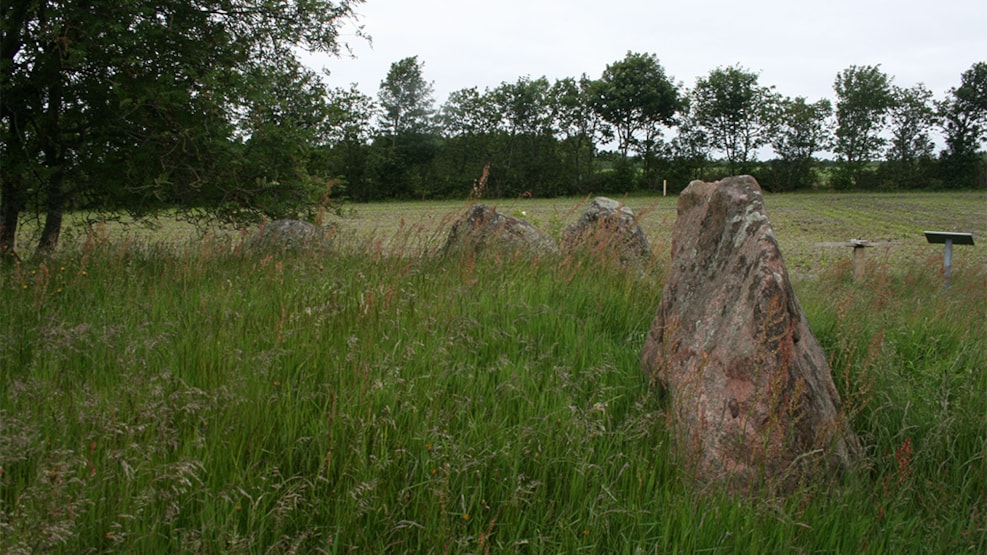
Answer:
xmin=307 ymin=0 xmax=986 ymax=105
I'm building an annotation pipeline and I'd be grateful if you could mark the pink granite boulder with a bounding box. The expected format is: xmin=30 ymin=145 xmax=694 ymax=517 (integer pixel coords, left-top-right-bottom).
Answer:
xmin=641 ymin=176 xmax=860 ymax=493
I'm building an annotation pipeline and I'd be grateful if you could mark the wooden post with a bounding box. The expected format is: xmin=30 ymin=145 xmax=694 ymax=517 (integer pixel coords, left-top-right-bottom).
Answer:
xmin=663 ymin=179 xmax=667 ymax=197
xmin=852 ymin=244 xmax=867 ymax=281
xmin=849 ymin=239 xmax=872 ymax=282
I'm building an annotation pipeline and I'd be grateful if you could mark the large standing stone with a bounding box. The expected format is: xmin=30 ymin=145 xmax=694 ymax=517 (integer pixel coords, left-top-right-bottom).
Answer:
xmin=443 ymin=204 xmax=558 ymax=258
xmin=561 ymin=197 xmax=651 ymax=264
xmin=641 ymin=176 xmax=859 ymax=493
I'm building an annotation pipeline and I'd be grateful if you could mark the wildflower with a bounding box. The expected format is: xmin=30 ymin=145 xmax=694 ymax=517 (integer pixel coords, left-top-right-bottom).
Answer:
xmin=583 ymin=529 xmax=590 ymax=536
xmin=462 ymin=513 xmax=470 ymax=521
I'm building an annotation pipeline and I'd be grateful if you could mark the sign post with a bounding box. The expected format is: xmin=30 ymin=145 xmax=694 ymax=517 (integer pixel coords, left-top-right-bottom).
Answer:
xmin=924 ymin=231 xmax=975 ymax=285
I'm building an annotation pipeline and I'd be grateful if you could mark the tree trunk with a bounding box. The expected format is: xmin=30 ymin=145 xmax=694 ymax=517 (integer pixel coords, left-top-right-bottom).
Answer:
xmin=35 ymin=171 xmax=65 ymax=257
xmin=0 ymin=175 xmax=21 ymax=263
xmin=34 ymin=37 xmax=67 ymax=257
xmin=0 ymin=1 xmax=29 ymax=264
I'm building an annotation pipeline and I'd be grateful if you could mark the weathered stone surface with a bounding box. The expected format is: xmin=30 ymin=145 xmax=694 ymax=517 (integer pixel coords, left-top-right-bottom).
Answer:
xmin=247 ymin=219 xmax=333 ymax=252
xmin=561 ymin=197 xmax=651 ymax=263
xmin=443 ymin=204 xmax=558 ymax=257
xmin=641 ymin=176 xmax=859 ymax=492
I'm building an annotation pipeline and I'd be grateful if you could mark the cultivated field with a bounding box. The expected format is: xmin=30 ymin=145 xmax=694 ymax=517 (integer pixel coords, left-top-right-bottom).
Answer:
xmin=1 ymin=191 xmax=985 ymax=553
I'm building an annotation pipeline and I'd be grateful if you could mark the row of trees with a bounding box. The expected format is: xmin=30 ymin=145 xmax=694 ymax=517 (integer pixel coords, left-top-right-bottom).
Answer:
xmin=1 ymin=1 xmax=985 ymax=256
xmin=342 ymin=55 xmax=986 ymax=201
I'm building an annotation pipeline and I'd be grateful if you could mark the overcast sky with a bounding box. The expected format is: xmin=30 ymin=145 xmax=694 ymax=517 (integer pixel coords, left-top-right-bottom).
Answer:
xmin=306 ymin=0 xmax=986 ymax=106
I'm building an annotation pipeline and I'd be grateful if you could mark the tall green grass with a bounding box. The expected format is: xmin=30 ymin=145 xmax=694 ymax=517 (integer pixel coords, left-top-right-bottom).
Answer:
xmin=1 ymin=219 xmax=985 ymax=553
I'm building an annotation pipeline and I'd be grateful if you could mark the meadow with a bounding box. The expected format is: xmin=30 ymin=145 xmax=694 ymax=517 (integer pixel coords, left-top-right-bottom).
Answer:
xmin=1 ymin=191 xmax=985 ymax=553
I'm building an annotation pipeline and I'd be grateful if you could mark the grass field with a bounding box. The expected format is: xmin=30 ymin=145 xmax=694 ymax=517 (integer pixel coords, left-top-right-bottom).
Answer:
xmin=1 ymin=191 xmax=985 ymax=553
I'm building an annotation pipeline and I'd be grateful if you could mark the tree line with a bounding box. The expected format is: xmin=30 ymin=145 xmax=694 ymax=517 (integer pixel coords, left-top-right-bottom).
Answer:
xmin=342 ymin=55 xmax=986 ymax=201
xmin=2 ymin=1 xmax=985 ymax=257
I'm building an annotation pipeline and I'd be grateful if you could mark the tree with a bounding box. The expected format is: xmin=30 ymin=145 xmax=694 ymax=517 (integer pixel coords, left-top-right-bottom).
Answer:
xmin=491 ymin=76 xmax=552 ymax=137
xmin=324 ymin=85 xmax=375 ymax=201
xmin=372 ymin=56 xmax=439 ymax=199
xmin=0 ymin=0 xmax=365 ymax=259
xmin=438 ymin=87 xmax=497 ymax=140
xmin=376 ymin=56 xmax=436 ymax=138
xmin=832 ymin=65 xmax=894 ymax=189
xmin=939 ymin=62 xmax=987 ymax=188
xmin=548 ymin=76 xmax=598 ymax=191
xmin=667 ymin=98 xmax=713 ymax=187
xmin=486 ymin=76 xmax=560 ymax=195
xmin=768 ymin=97 xmax=832 ymax=190
xmin=692 ymin=65 xmax=778 ymax=175
xmin=885 ymin=83 xmax=938 ymax=188
xmin=587 ymin=52 xmax=680 ymax=163
xmin=433 ymin=86 xmax=498 ymax=196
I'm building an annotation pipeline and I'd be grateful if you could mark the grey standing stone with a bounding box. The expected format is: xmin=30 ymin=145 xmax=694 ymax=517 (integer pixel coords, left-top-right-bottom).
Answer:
xmin=247 ymin=219 xmax=333 ymax=252
xmin=443 ymin=204 xmax=558 ymax=258
xmin=561 ymin=196 xmax=651 ymax=264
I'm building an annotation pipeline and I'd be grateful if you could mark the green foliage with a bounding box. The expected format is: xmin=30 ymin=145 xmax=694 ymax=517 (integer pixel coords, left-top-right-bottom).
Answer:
xmin=939 ymin=62 xmax=987 ymax=188
xmin=376 ymin=56 xmax=436 ymax=137
xmin=883 ymin=84 xmax=940 ymax=189
xmin=833 ymin=65 xmax=896 ymax=189
xmin=765 ymin=96 xmax=832 ymax=191
xmin=692 ymin=65 xmax=779 ymax=175
xmin=2 ymin=196 xmax=985 ymax=552
xmin=0 ymin=0 xmax=364 ymax=255
xmin=587 ymin=52 xmax=681 ymax=162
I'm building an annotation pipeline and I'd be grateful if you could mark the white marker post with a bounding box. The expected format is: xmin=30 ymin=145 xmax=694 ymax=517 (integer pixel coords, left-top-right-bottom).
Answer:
xmin=924 ymin=231 xmax=975 ymax=285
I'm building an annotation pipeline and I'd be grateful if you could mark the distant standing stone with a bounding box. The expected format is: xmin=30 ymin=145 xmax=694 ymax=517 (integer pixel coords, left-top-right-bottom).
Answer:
xmin=641 ymin=176 xmax=860 ymax=493
xmin=247 ymin=219 xmax=333 ymax=252
xmin=561 ymin=197 xmax=651 ymax=264
xmin=443 ymin=204 xmax=558 ymax=258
